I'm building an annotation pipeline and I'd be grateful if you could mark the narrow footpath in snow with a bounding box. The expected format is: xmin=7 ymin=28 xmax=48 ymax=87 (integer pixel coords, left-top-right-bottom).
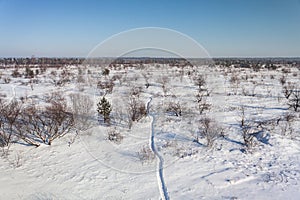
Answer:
xmin=147 ymin=97 xmax=170 ymax=200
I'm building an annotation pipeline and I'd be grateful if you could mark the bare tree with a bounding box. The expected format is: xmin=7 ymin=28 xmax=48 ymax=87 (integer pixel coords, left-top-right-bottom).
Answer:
xmin=195 ymin=91 xmax=210 ymax=115
xmin=193 ymin=74 xmax=210 ymax=114
xmin=281 ymin=82 xmax=300 ymax=112
xmin=158 ymin=75 xmax=170 ymax=96
xmin=0 ymin=99 xmax=22 ymax=147
xmin=193 ymin=75 xmax=206 ymax=92
xmin=69 ymin=93 xmax=94 ymax=131
xmin=43 ymin=100 xmax=74 ymax=145
xmin=288 ymin=89 xmax=300 ymax=112
xmin=142 ymin=72 xmax=150 ymax=88
xmin=126 ymin=87 xmax=146 ymax=129
xmin=127 ymin=96 xmax=147 ymax=129
xmin=238 ymin=106 xmax=256 ymax=149
xmin=16 ymin=106 xmax=41 ymax=147
xmin=282 ymin=82 xmax=296 ymax=99
xmin=17 ymin=95 xmax=74 ymax=146
xmin=279 ymin=75 xmax=286 ymax=86
xmin=196 ymin=117 xmax=224 ymax=148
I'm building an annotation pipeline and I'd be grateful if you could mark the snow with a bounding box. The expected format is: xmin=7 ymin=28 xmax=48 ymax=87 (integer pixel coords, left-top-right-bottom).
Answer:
xmin=0 ymin=64 xmax=300 ymax=199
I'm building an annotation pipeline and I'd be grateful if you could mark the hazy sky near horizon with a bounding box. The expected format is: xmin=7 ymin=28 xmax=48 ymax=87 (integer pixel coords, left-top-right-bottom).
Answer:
xmin=0 ymin=0 xmax=300 ymax=57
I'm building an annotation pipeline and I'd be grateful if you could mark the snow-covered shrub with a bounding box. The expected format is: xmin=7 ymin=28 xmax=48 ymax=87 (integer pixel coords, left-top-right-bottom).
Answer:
xmin=166 ymin=101 xmax=182 ymax=117
xmin=197 ymin=117 xmax=224 ymax=148
xmin=292 ymin=72 xmax=298 ymax=77
xmin=241 ymin=84 xmax=257 ymax=97
xmin=142 ymin=72 xmax=150 ymax=88
xmin=130 ymin=86 xmax=142 ymax=97
xmin=229 ymin=73 xmax=240 ymax=95
xmin=3 ymin=76 xmax=11 ymax=84
xmin=97 ymin=79 xmax=114 ymax=94
xmin=193 ymin=74 xmax=206 ymax=92
xmin=102 ymin=68 xmax=110 ymax=76
xmin=107 ymin=128 xmax=123 ymax=144
xmin=277 ymin=112 xmax=296 ymax=136
xmin=157 ymin=75 xmax=170 ymax=96
xmin=127 ymin=94 xmax=146 ymax=129
xmin=25 ymin=67 xmax=34 ymax=79
xmin=174 ymin=146 xmax=198 ymax=158
xmin=76 ymin=74 xmax=85 ymax=84
xmin=11 ymin=69 xmax=21 ymax=78
xmin=282 ymin=67 xmax=291 ymax=74
xmin=69 ymin=93 xmax=94 ymax=131
xmin=111 ymin=74 xmax=122 ymax=85
xmin=279 ymin=75 xmax=286 ymax=86
xmin=137 ymin=145 xmax=155 ymax=163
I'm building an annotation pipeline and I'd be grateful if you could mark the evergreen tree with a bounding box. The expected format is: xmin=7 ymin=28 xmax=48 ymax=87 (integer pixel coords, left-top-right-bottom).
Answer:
xmin=97 ymin=96 xmax=112 ymax=124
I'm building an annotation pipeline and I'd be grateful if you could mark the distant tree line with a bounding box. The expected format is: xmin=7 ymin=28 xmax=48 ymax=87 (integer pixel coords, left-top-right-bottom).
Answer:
xmin=0 ymin=57 xmax=84 ymax=67
xmin=0 ymin=57 xmax=299 ymax=69
xmin=213 ymin=57 xmax=300 ymax=68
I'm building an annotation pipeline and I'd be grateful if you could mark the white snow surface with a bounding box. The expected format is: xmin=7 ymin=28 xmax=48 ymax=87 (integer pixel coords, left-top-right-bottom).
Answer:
xmin=0 ymin=64 xmax=300 ymax=199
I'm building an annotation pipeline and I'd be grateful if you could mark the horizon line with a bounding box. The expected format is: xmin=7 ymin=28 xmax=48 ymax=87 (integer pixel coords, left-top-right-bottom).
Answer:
xmin=1 ymin=56 xmax=300 ymax=59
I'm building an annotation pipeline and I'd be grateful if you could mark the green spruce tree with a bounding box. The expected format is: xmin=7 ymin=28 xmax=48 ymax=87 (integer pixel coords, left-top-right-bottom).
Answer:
xmin=97 ymin=96 xmax=112 ymax=124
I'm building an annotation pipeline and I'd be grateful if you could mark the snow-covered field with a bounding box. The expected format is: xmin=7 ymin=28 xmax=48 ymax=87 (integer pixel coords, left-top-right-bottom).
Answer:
xmin=0 ymin=62 xmax=299 ymax=199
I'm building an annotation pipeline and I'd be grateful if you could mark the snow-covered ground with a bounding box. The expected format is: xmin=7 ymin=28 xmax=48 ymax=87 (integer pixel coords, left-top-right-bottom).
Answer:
xmin=0 ymin=63 xmax=299 ymax=199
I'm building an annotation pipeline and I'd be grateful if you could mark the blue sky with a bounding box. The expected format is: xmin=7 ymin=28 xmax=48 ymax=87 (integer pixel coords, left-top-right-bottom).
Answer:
xmin=0 ymin=0 xmax=299 ymax=57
